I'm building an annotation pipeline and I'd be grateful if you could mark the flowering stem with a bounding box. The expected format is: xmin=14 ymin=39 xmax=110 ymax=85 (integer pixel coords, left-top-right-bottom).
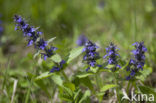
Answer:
xmin=113 ymin=72 xmax=121 ymax=103
xmin=61 ymin=70 xmax=69 ymax=82
xmin=95 ymin=73 xmax=100 ymax=91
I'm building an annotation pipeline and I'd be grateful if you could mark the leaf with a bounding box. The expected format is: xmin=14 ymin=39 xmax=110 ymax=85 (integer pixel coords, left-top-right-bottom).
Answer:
xmin=33 ymin=50 xmax=40 ymax=59
xmin=100 ymin=84 xmax=117 ymax=92
xmin=90 ymin=67 xmax=98 ymax=73
xmin=106 ymin=65 xmax=115 ymax=69
xmin=96 ymin=92 xmax=105 ymax=96
xmin=76 ymin=72 xmax=94 ymax=78
xmin=136 ymin=65 xmax=152 ymax=81
xmin=79 ymin=90 xmax=91 ymax=103
xmin=47 ymin=37 xmax=56 ymax=44
xmin=138 ymin=86 xmax=156 ymax=101
xmin=34 ymin=72 xmax=54 ymax=81
xmin=35 ymin=80 xmax=51 ymax=97
xmin=52 ymin=74 xmax=63 ymax=86
xmin=64 ymin=82 xmax=75 ymax=92
xmin=119 ymin=62 xmax=129 ymax=71
xmin=60 ymin=87 xmax=74 ymax=102
xmin=74 ymin=89 xmax=81 ymax=100
xmin=67 ymin=46 xmax=83 ymax=64
xmin=60 ymin=93 xmax=73 ymax=102
xmin=80 ymin=77 xmax=94 ymax=92
xmin=51 ymin=53 xmax=62 ymax=63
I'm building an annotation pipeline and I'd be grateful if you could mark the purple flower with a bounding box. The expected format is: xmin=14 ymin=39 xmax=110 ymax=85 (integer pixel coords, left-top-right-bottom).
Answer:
xmin=104 ymin=43 xmax=121 ymax=71
xmin=14 ymin=15 xmax=57 ymax=60
xmin=35 ymin=38 xmax=47 ymax=50
xmin=41 ymin=46 xmax=57 ymax=60
xmin=50 ymin=67 xmax=60 ymax=72
xmin=50 ymin=60 xmax=66 ymax=73
xmin=76 ymin=35 xmax=88 ymax=46
xmin=14 ymin=15 xmax=40 ymax=45
xmin=83 ymin=40 xmax=100 ymax=71
xmin=126 ymin=42 xmax=147 ymax=80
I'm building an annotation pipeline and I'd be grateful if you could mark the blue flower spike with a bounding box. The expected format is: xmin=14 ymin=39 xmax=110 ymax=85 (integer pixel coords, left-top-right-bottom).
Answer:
xmin=126 ymin=42 xmax=147 ymax=80
xmin=14 ymin=15 xmax=56 ymax=60
xmin=104 ymin=42 xmax=121 ymax=71
xmin=83 ymin=40 xmax=100 ymax=71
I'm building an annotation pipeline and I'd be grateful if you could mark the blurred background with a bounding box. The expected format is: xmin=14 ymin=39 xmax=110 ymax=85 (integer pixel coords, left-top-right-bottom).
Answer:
xmin=0 ymin=0 xmax=156 ymax=102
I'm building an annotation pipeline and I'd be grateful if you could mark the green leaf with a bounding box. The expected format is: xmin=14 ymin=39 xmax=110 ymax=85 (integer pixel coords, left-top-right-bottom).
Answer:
xmin=51 ymin=53 xmax=62 ymax=63
xmin=90 ymin=67 xmax=98 ymax=73
xmin=60 ymin=92 xmax=73 ymax=102
xmin=35 ymin=80 xmax=51 ymax=97
xmin=96 ymin=92 xmax=105 ymax=96
xmin=106 ymin=65 xmax=115 ymax=69
xmin=33 ymin=50 xmax=40 ymax=59
xmin=80 ymin=77 xmax=94 ymax=92
xmin=76 ymin=72 xmax=94 ymax=78
xmin=34 ymin=72 xmax=54 ymax=81
xmin=47 ymin=37 xmax=56 ymax=44
xmin=67 ymin=46 xmax=83 ymax=64
xmin=52 ymin=74 xmax=63 ymax=86
xmin=74 ymin=89 xmax=81 ymax=100
xmin=138 ymin=86 xmax=156 ymax=101
xmin=64 ymin=82 xmax=75 ymax=92
xmin=79 ymin=90 xmax=91 ymax=103
xmin=136 ymin=65 xmax=152 ymax=81
xmin=100 ymin=84 xmax=117 ymax=92
xmin=60 ymin=86 xmax=74 ymax=102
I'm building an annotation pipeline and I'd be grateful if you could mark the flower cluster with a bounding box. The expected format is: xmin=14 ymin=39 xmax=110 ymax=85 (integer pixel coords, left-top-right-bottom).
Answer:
xmin=83 ymin=40 xmax=100 ymax=71
xmin=126 ymin=42 xmax=147 ymax=80
xmin=14 ymin=15 xmax=56 ymax=60
xmin=41 ymin=47 xmax=57 ymax=60
xmin=50 ymin=60 xmax=66 ymax=73
xmin=103 ymin=43 xmax=121 ymax=71
xmin=76 ymin=34 xmax=88 ymax=46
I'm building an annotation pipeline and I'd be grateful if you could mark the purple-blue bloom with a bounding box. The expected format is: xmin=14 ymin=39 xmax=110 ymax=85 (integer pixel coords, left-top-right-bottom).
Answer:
xmin=14 ymin=15 xmax=39 ymax=45
xmin=83 ymin=40 xmax=100 ymax=71
xmin=50 ymin=60 xmax=66 ymax=73
xmin=76 ymin=34 xmax=88 ymax=46
xmin=126 ymin=42 xmax=147 ymax=80
xmin=35 ymin=38 xmax=48 ymax=50
xmin=104 ymin=43 xmax=121 ymax=71
xmin=41 ymin=46 xmax=57 ymax=60
xmin=14 ymin=15 xmax=56 ymax=60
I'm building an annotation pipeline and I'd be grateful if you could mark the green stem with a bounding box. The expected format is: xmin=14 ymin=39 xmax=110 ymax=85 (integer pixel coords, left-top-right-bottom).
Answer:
xmin=132 ymin=81 xmax=137 ymax=90
xmin=61 ymin=70 xmax=69 ymax=82
xmin=113 ymin=72 xmax=121 ymax=103
xmin=126 ymin=81 xmax=131 ymax=95
xmin=95 ymin=73 xmax=100 ymax=91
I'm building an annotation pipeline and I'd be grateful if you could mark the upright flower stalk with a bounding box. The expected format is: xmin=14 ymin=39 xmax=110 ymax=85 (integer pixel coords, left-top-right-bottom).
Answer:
xmin=104 ymin=42 xmax=121 ymax=71
xmin=14 ymin=15 xmax=57 ymax=60
xmin=83 ymin=40 xmax=100 ymax=71
xmin=126 ymin=42 xmax=147 ymax=80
